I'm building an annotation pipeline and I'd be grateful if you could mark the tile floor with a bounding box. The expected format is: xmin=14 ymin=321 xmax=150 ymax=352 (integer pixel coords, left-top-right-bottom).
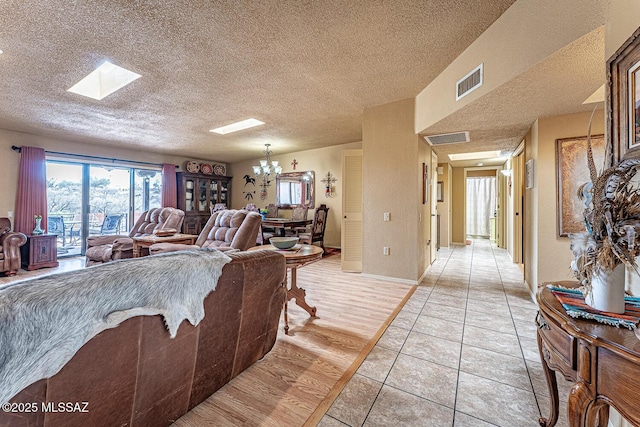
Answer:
xmin=319 ymin=238 xmax=573 ymax=427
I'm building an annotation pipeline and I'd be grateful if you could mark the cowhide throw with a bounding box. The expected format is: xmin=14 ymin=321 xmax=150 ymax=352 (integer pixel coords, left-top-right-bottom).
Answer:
xmin=0 ymin=249 xmax=231 ymax=404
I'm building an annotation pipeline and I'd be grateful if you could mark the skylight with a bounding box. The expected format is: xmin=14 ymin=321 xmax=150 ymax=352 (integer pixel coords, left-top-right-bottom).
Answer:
xmin=448 ymin=150 xmax=502 ymax=161
xmin=210 ymin=118 xmax=265 ymax=135
xmin=67 ymin=61 xmax=141 ymax=100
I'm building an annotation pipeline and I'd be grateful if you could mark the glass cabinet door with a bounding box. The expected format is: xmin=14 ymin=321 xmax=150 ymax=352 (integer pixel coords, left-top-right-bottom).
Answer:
xmin=210 ymin=180 xmax=219 ymax=209
xmin=220 ymin=180 xmax=229 ymax=205
xmin=185 ymin=179 xmax=195 ymax=211
xmin=198 ymin=180 xmax=208 ymax=212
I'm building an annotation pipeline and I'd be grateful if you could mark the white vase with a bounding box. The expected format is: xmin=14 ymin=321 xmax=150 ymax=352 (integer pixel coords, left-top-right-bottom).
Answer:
xmin=585 ymin=264 xmax=626 ymax=313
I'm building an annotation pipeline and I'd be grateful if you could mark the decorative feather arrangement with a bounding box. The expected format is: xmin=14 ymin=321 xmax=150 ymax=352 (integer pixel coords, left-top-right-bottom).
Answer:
xmin=571 ymin=109 xmax=640 ymax=293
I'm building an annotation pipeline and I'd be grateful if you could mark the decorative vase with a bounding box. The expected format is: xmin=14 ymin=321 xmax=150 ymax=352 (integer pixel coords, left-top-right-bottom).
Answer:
xmin=585 ymin=264 xmax=626 ymax=313
xmin=32 ymin=217 xmax=44 ymax=235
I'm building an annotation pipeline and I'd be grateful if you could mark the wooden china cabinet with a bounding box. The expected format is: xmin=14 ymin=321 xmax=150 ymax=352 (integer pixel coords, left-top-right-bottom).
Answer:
xmin=177 ymin=172 xmax=232 ymax=234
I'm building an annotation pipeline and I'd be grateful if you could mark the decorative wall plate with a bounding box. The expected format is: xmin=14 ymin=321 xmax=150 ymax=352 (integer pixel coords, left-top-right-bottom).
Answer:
xmin=213 ymin=163 xmax=226 ymax=176
xmin=200 ymin=163 xmax=214 ymax=175
xmin=186 ymin=161 xmax=200 ymax=173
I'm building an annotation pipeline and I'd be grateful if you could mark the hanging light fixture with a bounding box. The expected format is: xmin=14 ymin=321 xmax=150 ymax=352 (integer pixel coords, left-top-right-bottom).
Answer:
xmin=252 ymin=143 xmax=282 ymax=200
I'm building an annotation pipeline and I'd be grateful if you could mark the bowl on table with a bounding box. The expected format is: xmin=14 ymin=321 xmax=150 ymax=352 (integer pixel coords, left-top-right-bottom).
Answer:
xmin=270 ymin=236 xmax=299 ymax=250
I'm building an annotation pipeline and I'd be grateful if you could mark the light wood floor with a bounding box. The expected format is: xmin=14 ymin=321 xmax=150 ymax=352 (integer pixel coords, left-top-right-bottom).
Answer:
xmin=172 ymin=254 xmax=415 ymax=427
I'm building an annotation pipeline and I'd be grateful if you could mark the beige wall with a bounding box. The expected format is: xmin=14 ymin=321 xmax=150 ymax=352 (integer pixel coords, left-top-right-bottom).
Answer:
xmin=522 ymin=110 xmax=605 ymax=293
xmin=363 ymin=98 xmax=432 ymax=282
xmin=227 ymin=142 xmax=361 ymax=249
xmin=437 ymin=163 xmax=452 ymax=247
xmin=524 ymin=120 xmax=538 ymax=292
xmin=0 ymin=128 xmax=221 ymax=221
xmin=605 ymin=0 xmax=640 ymax=60
xmin=451 ymin=167 xmax=465 ymax=244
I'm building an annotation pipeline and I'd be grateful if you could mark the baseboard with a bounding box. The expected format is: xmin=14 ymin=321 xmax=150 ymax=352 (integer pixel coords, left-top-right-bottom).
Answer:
xmin=525 ymin=279 xmax=537 ymax=305
xmin=452 ymin=242 xmax=466 ymax=246
xmin=418 ymin=263 xmax=431 ymax=284
xmin=360 ymin=273 xmax=418 ymax=285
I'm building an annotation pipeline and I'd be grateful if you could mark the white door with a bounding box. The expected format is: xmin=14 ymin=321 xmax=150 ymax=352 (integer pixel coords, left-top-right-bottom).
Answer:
xmin=431 ymin=152 xmax=438 ymax=262
xmin=341 ymin=149 xmax=363 ymax=272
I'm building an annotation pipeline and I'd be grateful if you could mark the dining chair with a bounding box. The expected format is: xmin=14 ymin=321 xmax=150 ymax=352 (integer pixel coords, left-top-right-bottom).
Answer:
xmin=286 ymin=206 xmax=308 ymax=236
xmin=299 ymin=204 xmax=329 ymax=250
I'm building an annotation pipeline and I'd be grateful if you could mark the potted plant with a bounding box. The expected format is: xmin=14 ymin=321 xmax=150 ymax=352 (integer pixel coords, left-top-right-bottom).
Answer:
xmin=570 ymin=124 xmax=640 ymax=313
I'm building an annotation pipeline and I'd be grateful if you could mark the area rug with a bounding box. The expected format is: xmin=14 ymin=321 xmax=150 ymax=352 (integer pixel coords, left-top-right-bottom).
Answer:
xmin=322 ymin=247 xmax=341 ymax=258
xmin=172 ymin=255 xmax=414 ymax=426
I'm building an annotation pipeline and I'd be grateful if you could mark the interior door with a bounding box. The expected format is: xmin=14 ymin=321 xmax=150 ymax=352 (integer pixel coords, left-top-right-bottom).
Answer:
xmin=341 ymin=149 xmax=363 ymax=272
xmin=513 ymin=150 xmax=524 ymax=264
xmin=431 ymin=152 xmax=438 ymax=263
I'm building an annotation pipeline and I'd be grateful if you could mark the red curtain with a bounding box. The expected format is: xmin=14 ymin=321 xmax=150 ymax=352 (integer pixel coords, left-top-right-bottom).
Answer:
xmin=161 ymin=163 xmax=177 ymax=208
xmin=14 ymin=147 xmax=48 ymax=234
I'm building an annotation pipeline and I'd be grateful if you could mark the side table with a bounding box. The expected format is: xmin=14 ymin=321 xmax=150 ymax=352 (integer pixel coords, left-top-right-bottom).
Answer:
xmin=537 ymin=281 xmax=640 ymax=427
xmin=131 ymin=233 xmax=198 ymax=257
xmin=21 ymin=234 xmax=59 ymax=270
xmin=248 ymin=244 xmax=323 ymax=334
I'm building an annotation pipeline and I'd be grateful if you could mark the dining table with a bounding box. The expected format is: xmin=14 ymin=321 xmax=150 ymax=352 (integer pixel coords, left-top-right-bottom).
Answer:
xmin=261 ymin=217 xmax=312 ymax=237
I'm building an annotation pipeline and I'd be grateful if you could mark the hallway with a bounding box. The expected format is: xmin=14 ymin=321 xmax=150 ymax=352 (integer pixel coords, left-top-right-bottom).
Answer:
xmin=319 ymin=238 xmax=572 ymax=427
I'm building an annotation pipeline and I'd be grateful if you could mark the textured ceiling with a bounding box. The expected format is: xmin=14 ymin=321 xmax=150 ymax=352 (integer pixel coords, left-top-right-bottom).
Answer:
xmin=0 ymin=0 xmax=515 ymax=163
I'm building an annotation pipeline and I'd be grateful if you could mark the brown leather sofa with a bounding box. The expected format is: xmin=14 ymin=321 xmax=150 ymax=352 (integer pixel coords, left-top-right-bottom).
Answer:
xmin=0 ymin=218 xmax=27 ymax=276
xmin=85 ymin=207 xmax=185 ymax=266
xmin=1 ymin=249 xmax=286 ymax=427
xmin=150 ymin=209 xmax=262 ymax=254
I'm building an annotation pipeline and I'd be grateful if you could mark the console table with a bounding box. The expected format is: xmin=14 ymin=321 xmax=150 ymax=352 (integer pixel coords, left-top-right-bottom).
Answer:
xmin=536 ymin=282 xmax=640 ymax=427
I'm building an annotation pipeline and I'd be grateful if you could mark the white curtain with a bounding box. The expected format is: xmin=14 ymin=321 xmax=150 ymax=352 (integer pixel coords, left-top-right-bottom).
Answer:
xmin=466 ymin=176 xmax=496 ymax=237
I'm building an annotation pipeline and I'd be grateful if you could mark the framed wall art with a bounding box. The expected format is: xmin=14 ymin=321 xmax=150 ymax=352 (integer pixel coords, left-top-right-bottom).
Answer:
xmin=437 ymin=181 xmax=444 ymax=202
xmin=608 ymin=26 xmax=640 ymax=162
xmin=556 ymin=134 xmax=605 ymax=237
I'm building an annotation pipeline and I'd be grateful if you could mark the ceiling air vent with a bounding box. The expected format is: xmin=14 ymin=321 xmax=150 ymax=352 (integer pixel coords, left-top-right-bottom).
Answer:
xmin=456 ymin=63 xmax=483 ymax=100
xmin=424 ymin=131 xmax=470 ymax=146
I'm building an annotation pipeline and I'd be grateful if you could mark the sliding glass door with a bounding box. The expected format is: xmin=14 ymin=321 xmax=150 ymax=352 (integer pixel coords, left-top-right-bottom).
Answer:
xmin=46 ymin=160 xmax=161 ymax=257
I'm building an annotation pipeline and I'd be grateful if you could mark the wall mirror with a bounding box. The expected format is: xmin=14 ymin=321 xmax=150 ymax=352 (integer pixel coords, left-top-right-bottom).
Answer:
xmin=276 ymin=171 xmax=315 ymax=208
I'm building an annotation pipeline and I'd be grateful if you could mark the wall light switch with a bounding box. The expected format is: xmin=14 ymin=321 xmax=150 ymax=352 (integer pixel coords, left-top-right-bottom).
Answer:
xmin=383 ymin=247 xmax=390 ymax=256
xmin=383 ymin=212 xmax=390 ymax=222
xmin=7 ymin=211 xmax=13 ymax=218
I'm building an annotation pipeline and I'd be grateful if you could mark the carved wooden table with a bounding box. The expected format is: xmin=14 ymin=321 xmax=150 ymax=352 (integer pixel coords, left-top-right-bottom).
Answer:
xmin=131 ymin=233 xmax=197 ymax=257
xmin=537 ymin=281 xmax=640 ymax=427
xmin=249 ymin=244 xmax=323 ymax=334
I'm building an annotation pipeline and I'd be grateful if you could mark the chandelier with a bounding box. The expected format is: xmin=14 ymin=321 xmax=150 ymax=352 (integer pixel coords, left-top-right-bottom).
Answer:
xmin=252 ymin=143 xmax=282 ymax=199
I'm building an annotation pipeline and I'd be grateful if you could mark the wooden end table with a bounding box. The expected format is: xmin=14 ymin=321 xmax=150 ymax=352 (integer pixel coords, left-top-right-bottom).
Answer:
xmin=21 ymin=234 xmax=59 ymax=270
xmin=248 ymin=244 xmax=323 ymax=334
xmin=537 ymin=281 xmax=640 ymax=427
xmin=131 ymin=233 xmax=198 ymax=257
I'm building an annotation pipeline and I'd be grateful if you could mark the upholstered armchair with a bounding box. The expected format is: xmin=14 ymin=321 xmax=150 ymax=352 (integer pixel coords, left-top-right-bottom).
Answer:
xmin=85 ymin=207 xmax=185 ymax=266
xmin=150 ymin=209 xmax=262 ymax=254
xmin=0 ymin=218 xmax=27 ymax=276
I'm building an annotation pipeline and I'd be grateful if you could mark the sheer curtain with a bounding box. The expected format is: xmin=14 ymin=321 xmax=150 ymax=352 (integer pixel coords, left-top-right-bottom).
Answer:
xmin=466 ymin=176 xmax=496 ymax=237
xmin=14 ymin=146 xmax=48 ymax=234
xmin=161 ymin=163 xmax=177 ymax=208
